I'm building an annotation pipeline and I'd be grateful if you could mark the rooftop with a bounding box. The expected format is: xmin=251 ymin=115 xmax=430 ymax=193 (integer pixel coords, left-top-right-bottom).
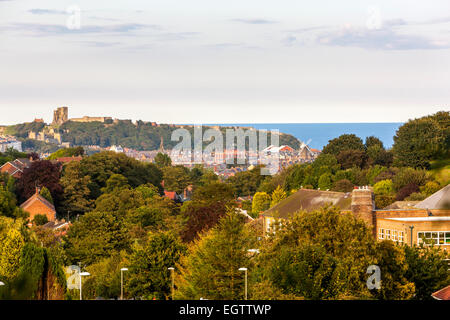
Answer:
xmin=415 ymin=184 xmax=450 ymax=210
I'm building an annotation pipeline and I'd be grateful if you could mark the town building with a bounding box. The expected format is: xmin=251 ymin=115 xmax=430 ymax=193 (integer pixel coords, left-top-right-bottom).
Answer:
xmin=0 ymin=157 xmax=33 ymax=178
xmin=262 ymin=185 xmax=450 ymax=250
xmin=20 ymin=188 xmax=57 ymax=225
xmin=0 ymin=136 xmax=22 ymax=152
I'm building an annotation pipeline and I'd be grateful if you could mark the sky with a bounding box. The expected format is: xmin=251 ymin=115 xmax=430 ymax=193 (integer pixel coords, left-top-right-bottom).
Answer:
xmin=0 ymin=0 xmax=449 ymax=125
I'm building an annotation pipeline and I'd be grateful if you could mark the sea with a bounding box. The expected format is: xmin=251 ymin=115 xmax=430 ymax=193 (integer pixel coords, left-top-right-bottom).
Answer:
xmin=210 ymin=123 xmax=403 ymax=150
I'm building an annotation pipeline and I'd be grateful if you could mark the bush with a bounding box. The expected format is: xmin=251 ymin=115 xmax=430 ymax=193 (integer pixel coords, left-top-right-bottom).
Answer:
xmin=420 ymin=181 xmax=441 ymax=196
xmin=373 ymin=179 xmax=394 ymax=195
xmin=375 ymin=195 xmax=396 ymax=209
xmin=392 ymin=168 xmax=429 ymax=191
xmin=33 ymin=214 xmax=48 ymax=226
xmin=405 ymin=192 xmax=427 ymax=201
xmin=333 ymin=179 xmax=354 ymax=193
xmin=396 ymin=183 xmax=419 ymax=201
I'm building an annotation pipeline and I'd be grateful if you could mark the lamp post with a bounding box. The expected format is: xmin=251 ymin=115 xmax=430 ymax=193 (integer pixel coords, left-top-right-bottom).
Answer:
xmin=79 ymin=272 xmax=90 ymax=300
xmin=168 ymin=267 xmax=175 ymax=300
xmin=121 ymin=268 xmax=128 ymax=300
xmin=238 ymin=267 xmax=248 ymax=300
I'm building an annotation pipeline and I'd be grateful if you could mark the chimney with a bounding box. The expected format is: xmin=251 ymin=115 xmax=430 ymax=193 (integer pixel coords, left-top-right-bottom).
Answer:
xmin=351 ymin=186 xmax=375 ymax=227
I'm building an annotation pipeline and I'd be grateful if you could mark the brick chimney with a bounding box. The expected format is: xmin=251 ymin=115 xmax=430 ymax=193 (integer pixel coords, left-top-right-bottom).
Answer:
xmin=351 ymin=186 xmax=375 ymax=229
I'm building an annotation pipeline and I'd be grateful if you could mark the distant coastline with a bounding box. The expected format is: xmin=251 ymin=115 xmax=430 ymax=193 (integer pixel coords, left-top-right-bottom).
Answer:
xmin=207 ymin=123 xmax=403 ymax=150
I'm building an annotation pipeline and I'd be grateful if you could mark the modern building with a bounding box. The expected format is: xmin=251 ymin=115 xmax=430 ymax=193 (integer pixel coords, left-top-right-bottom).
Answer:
xmin=263 ymin=185 xmax=450 ymax=250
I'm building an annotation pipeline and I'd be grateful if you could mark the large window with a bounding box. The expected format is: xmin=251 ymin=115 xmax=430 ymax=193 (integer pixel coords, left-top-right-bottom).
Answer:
xmin=418 ymin=231 xmax=450 ymax=246
xmin=378 ymin=228 xmax=405 ymax=243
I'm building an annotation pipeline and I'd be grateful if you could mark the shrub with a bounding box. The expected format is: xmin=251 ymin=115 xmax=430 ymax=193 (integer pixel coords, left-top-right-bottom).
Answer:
xmin=373 ymin=179 xmax=394 ymax=195
xmin=396 ymin=183 xmax=419 ymax=201
xmin=333 ymin=179 xmax=354 ymax=193
xmin=33 ymin=214 xmax=48 ymax=226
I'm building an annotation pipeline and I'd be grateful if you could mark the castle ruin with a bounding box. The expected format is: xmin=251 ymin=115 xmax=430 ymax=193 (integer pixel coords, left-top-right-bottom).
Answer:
xmin=52 ymin=107 xmax=68 ymax=125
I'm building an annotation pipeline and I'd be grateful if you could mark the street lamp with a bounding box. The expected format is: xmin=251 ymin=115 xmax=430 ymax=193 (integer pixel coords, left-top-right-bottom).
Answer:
xmin=238 ymin=267 xmax=248 ymax=300
xmin=120 ymin=268 xmax=128 ymax=300
xmin=168 ymin=267 xmax=175 ymax=300
xmin=79 ymin=272 xmax=90 ymax=300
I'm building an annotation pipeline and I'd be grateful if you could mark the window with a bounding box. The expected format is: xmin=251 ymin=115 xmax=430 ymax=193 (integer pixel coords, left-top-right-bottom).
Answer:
xmin=398 ymin=231 xmax=404 ymax=243
xmin=418 ymin=231 xmax=450 ymax=246
xmin=392 ymin=230 xmax=397 ymax=241
xmin=379 ymin=228 xmax=385 ymax=240
xmin=385 ymin=229 xmax=391 ymax=240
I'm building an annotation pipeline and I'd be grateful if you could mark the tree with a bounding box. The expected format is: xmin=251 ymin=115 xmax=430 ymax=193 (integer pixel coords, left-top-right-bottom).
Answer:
xmin=259 ymin=207 xmax=377 ymax=299
xmin=365 ymin=136 xmax=384 ymax=149
xmin=154 ymin=152 xmax=172 ymax=168
xmin=420 ymin=181 xmax=441 ymax=196
xmin=127 ymin=232 xmax=186 ymax=299
xmin=271 ymin=186 xmax=287 ymax=207
xmin=33 ymin=214 xmax=48 ymax=226
xmin=396 ymin=183 xmax=419 ymax=201
xmin=252 ymin=192 xmax=271 ymax=214
xmin=333 ymin=179 xmax=354 ymax=193
xmin=403 ymin=244 xmax=450 ymax=300
xmin=0 ymin=185 xmax=17 ymax=218
xmin=47 ymin=146 xmax=84 ymax=160
xmin=176 ymin=211 xmax=255 ymax=300
xmin=318 ymin=173 xmax=332 ymax=190
xmin=162 ymin=166 xmax=192 ymax=194
xmin=393 ymin=115 xmax=446 ymax=168
xmin=373 ymin=179 xmax=394 ymax=195
xmin=63 ymin=211 xmax=130 ymax=265
xmin=100 ymin=174 xmax=129 ymax=194
xmin=392 ymin=167 xmax=429 ymax=191
xmin=336 ymin=149 xmax=368 ymax=169
xmin=76 ymin=152 xmax=163 ymax=199
xmin=0 ymin=228 xmax=25 ymax=280
xmin=372 ymin=241 xmax=415 ymax=300
xmin=269 ymin=244 xmax=346 ymax=299
xmin=60 ymin=161 xmax=95 ymax=218
xmin=39 ymin=186 xmax=53 ymax=204
xmin=322 ymin=134 xmax=365 ymax=156
xmin=15 ymin=160 xmax=63 ymax=206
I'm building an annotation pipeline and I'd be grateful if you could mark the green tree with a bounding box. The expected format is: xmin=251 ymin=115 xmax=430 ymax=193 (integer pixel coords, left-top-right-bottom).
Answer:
xmin=403 ymin=244 xmax=450 ymax=300
xmin=154 ymin=152 xmax=172 ymax=168
xmin=63 ymin=211 xmax=130 ymax=265
xmin=39 ymin=186 xmax=53 ymax=204
xmin=127 ymin=232 xmax=186 ymax=299
xmin=0 ymin=185 xmax=17 ymax=218
xmin=162 ymin=165 xmax=192 ymax=194
xmin=322 ymin=134 xmax=365 ymax=156
xmin=365 ymin=136 xmax=384 ymax=149
xmin=336 ymin=149 xmax=368 ymax=169
xmin=33 ymin=214 xmax=48 ymax=226
xmin=60 ymin=161 xmax=95 ymax=218
xmin=271 ymin=186 xmax=287 ymax=207
xmin=393 ymin=114 xmax=446 ymax=168
xmin=176 ymin=211 xmax=255 ymax=300
xmin=252 ymin=192 xmax=271 ymax=214
xmin=318 ymin=173 xmax=332 ymax=190
xmin=373 ymin=241 xmax=415 ymax=300
xmin=332 ymin=179 xmax=354 ymax=193
xmin=420 ymin=181 xmax=441 ymax=196
xmin=373 ymin=179 xmax=394 ymax=195
xmin=0 ymin=228 xmax=25 ymax=280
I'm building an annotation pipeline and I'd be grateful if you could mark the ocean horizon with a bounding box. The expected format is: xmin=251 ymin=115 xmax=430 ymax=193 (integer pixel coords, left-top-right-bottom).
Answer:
xmin=207 ymin=123 xmax=403 ymax=150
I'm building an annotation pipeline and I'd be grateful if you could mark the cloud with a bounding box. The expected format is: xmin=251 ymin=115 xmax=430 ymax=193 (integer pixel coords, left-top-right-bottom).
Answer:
xmin=2 ymin=22 xmax=160 ymax=36
xmin=284 ymin=16 xmax=450 ymax=50
xmin=232 ymin=18 xmax=277 ymax=25
xmin=29 ymin=9 xmax=67 ymax=15
xmin=316 ymin=26 xmax=450 ymax=50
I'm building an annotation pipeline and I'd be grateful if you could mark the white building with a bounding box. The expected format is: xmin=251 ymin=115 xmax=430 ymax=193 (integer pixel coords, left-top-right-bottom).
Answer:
xmin=0 ymin=136 xmax=22 ymax=152
xmin=109 ymin=145 xmax=124 ymax=153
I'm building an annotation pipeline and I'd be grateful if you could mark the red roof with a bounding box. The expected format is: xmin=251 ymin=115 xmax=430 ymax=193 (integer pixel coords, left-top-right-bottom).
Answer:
xmin=56 ymin=156 xmax=83 ymax=163
xmin=164 ymin=191 xmax=177 ymax=201
xmin=432 ymin=285 xmax=450 ymax=300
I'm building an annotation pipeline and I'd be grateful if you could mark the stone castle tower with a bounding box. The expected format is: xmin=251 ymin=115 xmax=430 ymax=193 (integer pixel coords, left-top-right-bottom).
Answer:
xmin=52 ymin=107 xmax=68 ymax=125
